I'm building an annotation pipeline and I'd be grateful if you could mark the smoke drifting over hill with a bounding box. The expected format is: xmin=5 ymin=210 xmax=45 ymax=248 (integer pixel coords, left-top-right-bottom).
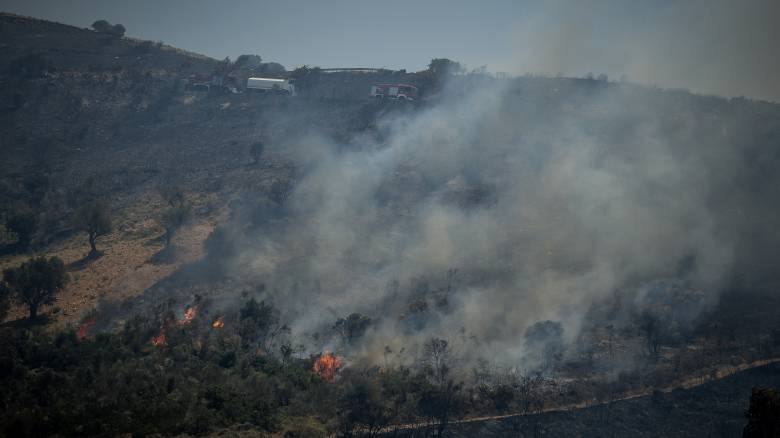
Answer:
xmin=212 ymin=78 xmax=780 ymax=368
xmin=504 ymin=0 xmax=780 ymax=102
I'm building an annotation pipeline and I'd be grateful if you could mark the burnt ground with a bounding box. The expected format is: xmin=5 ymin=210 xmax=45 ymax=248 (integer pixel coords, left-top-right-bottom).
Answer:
xmin=399 ymin=362 xmax=780 ymax=438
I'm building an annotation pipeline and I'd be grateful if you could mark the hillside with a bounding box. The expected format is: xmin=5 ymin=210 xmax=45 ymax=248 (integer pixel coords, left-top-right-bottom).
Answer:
xmin=420 ymin=362 xmax=780 ymax=437
xmin=2 ymin=12 xmax=780 ymax=437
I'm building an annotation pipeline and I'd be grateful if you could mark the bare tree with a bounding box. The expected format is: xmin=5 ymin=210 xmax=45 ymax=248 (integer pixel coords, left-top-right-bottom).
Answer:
xmin=419 ymin=337 xmax=463 ymax=437
xmin=639 ymin=310 xmax=663 ymax=358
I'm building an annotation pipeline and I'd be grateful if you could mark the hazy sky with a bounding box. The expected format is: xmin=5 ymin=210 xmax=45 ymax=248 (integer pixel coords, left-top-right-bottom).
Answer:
xmin=2 ymin=0 xmax=779 ymax=101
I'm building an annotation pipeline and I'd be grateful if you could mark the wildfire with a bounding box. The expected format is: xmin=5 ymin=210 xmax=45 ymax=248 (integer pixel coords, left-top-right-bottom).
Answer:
xmin=76 ymin=319 xmax=96 ymax=340
xmin=151 ymin=327 xmax=166 ymax=346
xmin=313 ymin=352 xmax=343 ymax=382
xmin=182 ymin=306 xmax=197 ymax=324
xmin=212 ymin=316 xmax=224 ymax=328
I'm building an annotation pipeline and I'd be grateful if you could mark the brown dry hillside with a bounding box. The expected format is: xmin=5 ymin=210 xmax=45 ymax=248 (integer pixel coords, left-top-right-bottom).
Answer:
xmin=0 ymin=12 xmax=388 ymax=327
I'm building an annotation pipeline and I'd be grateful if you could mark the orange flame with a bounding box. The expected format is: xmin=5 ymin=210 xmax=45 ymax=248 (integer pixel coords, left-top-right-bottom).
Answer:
xmin=181 ymin=306 xmax=196 ymax=324
xmin=212 ymin=316 xmax=224 ymax=328
xmin=77 ymin=319 xmax=96 ymax=340
xmin=151 ymin=327 xmax=166 ymax=346
xmin=313 ymin=352 xmax=343 ymax=382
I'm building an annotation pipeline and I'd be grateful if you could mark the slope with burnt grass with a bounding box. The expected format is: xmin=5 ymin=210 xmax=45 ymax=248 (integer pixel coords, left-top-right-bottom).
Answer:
xmin=429 ymin=362 xmax=780 ymax=438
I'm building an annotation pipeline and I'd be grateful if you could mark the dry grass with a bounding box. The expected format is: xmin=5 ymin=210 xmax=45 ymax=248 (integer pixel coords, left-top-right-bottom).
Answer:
xmin=1 ymin=191 xmax=226 ymax=329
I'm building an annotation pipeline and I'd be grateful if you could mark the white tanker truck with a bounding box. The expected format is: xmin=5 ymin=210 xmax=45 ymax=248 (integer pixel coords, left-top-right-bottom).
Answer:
xmin=246 ymin=77 xmax=296 ymax=96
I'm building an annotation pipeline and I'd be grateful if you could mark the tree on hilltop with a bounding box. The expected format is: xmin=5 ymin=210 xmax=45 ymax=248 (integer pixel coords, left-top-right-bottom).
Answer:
xmin=92 ymin=20 xmax=126 ymax=37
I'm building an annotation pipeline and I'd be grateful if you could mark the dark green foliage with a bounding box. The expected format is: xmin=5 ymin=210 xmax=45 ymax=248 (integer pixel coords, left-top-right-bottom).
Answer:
xmin=91 ymin=20 xmax=126 ymax=37
xmin=235 ymin=54 xmax=263 ymax=70
xmin=3 ymin=256 xmax=67 ymax=319
xmin=337 ymin=376 xmax=390 ymax=437
xmin=639 ymin=310 xmax=666 ymax=358
xmin=0 ymin=281 xmax=10 ymax=321
xmin=159 ymin=200 xmax=190 ymax=248
xmin=334 ymin=313 xmax=372 ymax=344
xmin=0 ymin=223 xmax=18 ymax=247
xmin=427 ymin=58 xmax=463 ymax=76
xmin=743 ymin=387 xmax=780 ymax=438
xmin=524 ymin=320 xmax=565 ymax=372
xmin=250 ymin=140 xmax=265 ymax=165
xmin=73 ymin=199 xmax=112 ymax=257
xmin=0 ymin=307 xmax=476 ymax=437
xmin=3 ymin=203 xmax=37 ymax=253
xmin=239 ymin=298 xmax=286 ymax=350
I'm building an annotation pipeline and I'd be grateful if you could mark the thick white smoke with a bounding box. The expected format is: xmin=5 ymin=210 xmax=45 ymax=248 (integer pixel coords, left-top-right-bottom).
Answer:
xmin=230 ymin=76 xmax=763 ymax=369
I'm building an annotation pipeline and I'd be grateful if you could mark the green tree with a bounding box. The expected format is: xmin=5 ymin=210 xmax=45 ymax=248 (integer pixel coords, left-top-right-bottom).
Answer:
xmin=333 ymin=313 xmax=371 ymax=345
xmin=0 ymin=281 xmax=10 ymax=321
xmin=160 ymin=205 xmax=190 ymax=248
xmin=3 ymin=256 xmax=68 ymax=319
xmin=74 ymin=199 xmax=112 ymax=258
xmin=639 ymin=310 xmax=663 ymax=358
xmin=338 ymin=376 xmax=390 ymax=437
xmin=427 ymin=58 xmax=463 ymax=76
xmin=235 ymin=54 xmax=263 ymax=70
xmin=238 ymin=298 xmax=286 ymax=350
xmin=92 ymin=20 xmax=125 ymax=37
xmin=250 ymin=140 xmax=265 ymax=165
xmin=0 ymin=223 xmax=18 ymax=247
xmin=158 ymin=185 xmax=189 ymax=248
xmin=743 ymin=388 xmax=780 ymax=438
xmin=4 ymin=203 xmax=36 ymax=253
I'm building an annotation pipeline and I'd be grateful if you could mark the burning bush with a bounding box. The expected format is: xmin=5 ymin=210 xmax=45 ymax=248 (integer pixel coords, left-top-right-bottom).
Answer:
xmin=313 ymin=352 xmax=343 ymax=382
xmin=181 ymin=305 xmax=196 ymax=324
xmin=151 ymin=327 xmax=166 ymax=346
xmin=76 ymin=318 xmax=96 ymax=340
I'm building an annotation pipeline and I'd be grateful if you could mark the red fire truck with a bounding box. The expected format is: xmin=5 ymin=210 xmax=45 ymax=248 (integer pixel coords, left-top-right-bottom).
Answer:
xmin=370 ymin=83 xmax=419 ymax=101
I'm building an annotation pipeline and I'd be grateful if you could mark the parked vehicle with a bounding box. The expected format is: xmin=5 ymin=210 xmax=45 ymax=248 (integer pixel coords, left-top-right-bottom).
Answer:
xmin=246 ymin=77 xmax=296 ymax=96
xmin=370 ymin=83 xmax=418 ymax=101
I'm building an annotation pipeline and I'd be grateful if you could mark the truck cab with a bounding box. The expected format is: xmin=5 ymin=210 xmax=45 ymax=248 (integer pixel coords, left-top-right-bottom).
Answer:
xmin=370 ymin=83 xmax=418 ymax=101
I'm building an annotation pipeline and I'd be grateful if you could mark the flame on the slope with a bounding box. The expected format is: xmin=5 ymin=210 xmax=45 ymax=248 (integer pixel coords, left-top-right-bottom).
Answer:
xmin=313 ymin=352 xmax=343 ymax=382
xmin=182 ymin=306 xmax=196 ymax=324
xmin=212 ymin=316 xmax=224 ymax=328
xmin=77 ymin=319 xmax=96 ymax=340
xmin=151 ymin=327 xmax=166 ymax=346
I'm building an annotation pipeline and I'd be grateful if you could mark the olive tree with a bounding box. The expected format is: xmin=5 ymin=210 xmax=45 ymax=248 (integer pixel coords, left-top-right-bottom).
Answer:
xmin=74 ymin=199 xmax=111 ymax=258
xmin=158 ymin=185 xmax=190 ymax=248
xmin=92 ymin=20 xmax=126 ymax=37
xmin=3 ymin=256 xmax=68 ymax=319
xmin=0 ymin=281 xmax=10 ymax=321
